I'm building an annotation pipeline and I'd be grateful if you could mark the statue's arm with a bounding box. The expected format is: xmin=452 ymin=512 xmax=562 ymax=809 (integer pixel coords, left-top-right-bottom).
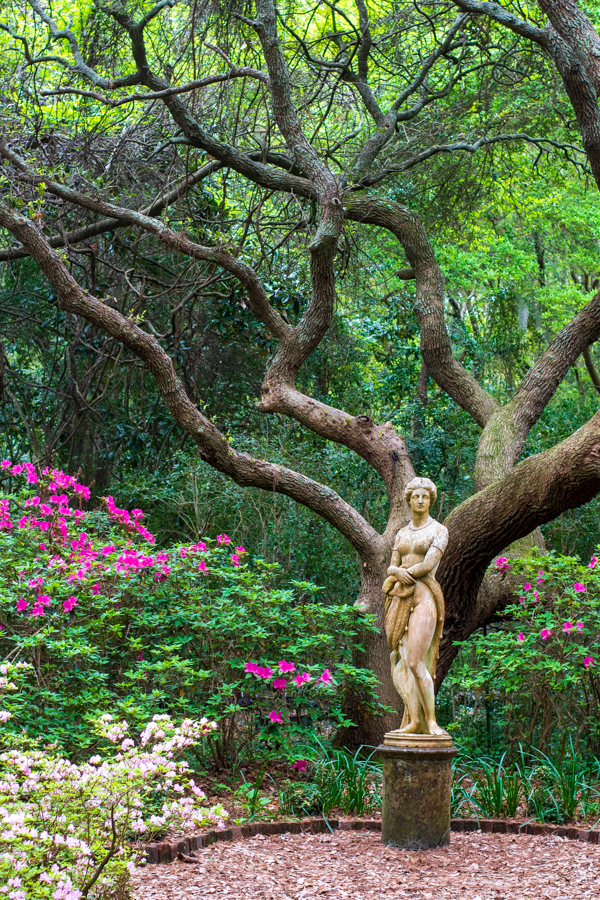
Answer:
xmin=406 ymin=546 xmax=443 ymax=579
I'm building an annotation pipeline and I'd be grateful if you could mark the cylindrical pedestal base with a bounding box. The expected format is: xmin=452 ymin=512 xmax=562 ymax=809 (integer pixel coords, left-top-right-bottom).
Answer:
xmin=377 ymin=736 xmax=458 ymax=850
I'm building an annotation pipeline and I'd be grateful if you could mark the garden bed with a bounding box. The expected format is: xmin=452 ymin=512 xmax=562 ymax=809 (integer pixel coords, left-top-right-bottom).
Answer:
xmin=133 ymin=828 xmax=600 ymax=899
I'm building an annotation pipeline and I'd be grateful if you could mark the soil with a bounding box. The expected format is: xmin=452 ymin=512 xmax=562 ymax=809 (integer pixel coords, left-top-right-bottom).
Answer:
xmin=132 ymin=828 xmax=600 ymax=899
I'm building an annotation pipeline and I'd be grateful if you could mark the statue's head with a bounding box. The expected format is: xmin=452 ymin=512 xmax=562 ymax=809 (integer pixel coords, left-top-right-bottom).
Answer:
xmin=405 ymin=477 xmax=437 ymax=512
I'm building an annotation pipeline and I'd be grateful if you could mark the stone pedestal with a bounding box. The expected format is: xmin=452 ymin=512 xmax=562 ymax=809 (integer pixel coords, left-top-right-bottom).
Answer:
xmin=376 ymin=731 xmax=458 ymax=850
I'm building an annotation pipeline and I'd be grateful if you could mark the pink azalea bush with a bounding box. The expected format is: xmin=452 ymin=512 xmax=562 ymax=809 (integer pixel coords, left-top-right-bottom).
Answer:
xmin=447 ymin=551 xmax=600 ymax=751
xmin=0 ymin=462 xmax=379 ymax=765
xmin=0 ymin=662 xmax=225 ymax=898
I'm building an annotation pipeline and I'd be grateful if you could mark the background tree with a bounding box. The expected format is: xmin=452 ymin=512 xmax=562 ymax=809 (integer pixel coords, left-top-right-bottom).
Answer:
xmin=2 ymin=0 xmax=600 ymax=742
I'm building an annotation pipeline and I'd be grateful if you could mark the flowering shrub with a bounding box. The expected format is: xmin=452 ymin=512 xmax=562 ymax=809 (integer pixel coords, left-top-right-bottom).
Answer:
xmin=447 ymin=551 xmax=600 ymax=754
xmin=0 ymin=662 xmax=226 ymax=899
xmin=0 ymin=463 xmax=379 ymax=763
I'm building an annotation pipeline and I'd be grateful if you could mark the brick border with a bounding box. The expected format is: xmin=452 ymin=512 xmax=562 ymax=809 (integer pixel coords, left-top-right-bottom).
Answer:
xmin=142 ymin=817 xmax=600 ymax=864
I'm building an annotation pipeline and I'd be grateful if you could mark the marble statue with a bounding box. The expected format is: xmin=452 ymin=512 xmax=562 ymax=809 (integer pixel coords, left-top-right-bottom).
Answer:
xmin=382 ymin=477 xmax=449 ymax=736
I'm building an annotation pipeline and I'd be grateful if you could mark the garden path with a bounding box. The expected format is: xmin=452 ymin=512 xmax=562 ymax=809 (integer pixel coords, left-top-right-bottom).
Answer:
xmin=133 ymin=829 xmax=599 ymax=899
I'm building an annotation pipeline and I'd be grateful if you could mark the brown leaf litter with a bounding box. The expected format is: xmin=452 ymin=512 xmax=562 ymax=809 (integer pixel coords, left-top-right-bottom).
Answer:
xmin=132 ymin=828 xmax=600 ymax=899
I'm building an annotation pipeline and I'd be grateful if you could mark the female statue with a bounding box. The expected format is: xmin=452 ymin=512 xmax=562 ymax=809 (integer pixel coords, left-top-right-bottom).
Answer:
xmin=382 ymin=477 xmax=449 ymax=735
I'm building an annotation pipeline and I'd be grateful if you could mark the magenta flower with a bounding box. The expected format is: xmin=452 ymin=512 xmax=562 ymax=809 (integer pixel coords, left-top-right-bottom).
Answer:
xmin=517 ymin=633 xmax=525 ymax=642
xmin=231 ymin=554 xmax=240 ymax=567
xmin=217 ymin=534 xmax=231 ymax=544
xmin=295 ymin=672 xmax=312 ymax=686
xmin=533 ymin=590 xmax=539 ymax=600
xmin=562 ymin=621 xmax=574 ymax=633
xmin=278 ymin=660 xmax=296 ymax=673
xmin=319 ymin=669 xmax=333 ymax=684
xmin=245 ymin=662 xmax=258 ymax=674
xmin=292 ymin=759 xmax=308 ymax=772
xmin=196 ymin=541 xmax=207 ymax=551
xmin=540 ymin=629 xmax=553 ymax=640
xmin=37 ymin=593 xmax=52 ymax=606
xmin=573 ymin=582 xmax=586 ymax=592
xmin=235 ymin=546 xmax=246 ymax=554
xmin=576 ymin=622 xmax=584 ymax=632
xmin=16 ymin=597 xmax=28 ymax=612
xmin=273 ymin=678 xmax=287 ymax=691
xmin=91 ymin=583 xmax=100 ymax=594
xmin=63 ymin=596 xmax=77 ymax=612
xmin=256 ymin=666 xmax=273 ymax=679
xmin=138 ymin=651 xmax=144 ymax=661
xmin=493 ymin=557 xmax=510 ymax=572
xmin=523 ymin=582 xmax=531 ymax=592
xmin=584 ymin=656 xmax=595 ymax=669
xmin=268 ymin=711 xmax=283 ymax=724
xmin=588 ymin=557 xmax=598 ymax=569
xmin=198 ymin=560 xmax=207 ymax=572
xmin=30 ymin=604 xmax=45 ymax=617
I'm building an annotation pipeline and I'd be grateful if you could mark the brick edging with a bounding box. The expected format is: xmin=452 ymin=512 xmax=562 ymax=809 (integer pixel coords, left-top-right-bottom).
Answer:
xmin=142 ymin=817 xmax=600 ymax=864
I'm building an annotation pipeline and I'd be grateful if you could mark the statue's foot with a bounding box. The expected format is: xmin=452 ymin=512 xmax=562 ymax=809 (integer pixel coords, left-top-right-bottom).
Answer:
xmin=426 ymin=721 xmax=446 ymax=735
xmin=398 ymin=721 xmax=420 ymax=734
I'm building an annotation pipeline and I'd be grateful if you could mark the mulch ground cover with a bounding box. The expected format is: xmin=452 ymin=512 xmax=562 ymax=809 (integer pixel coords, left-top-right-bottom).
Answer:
xmin=133 ymin=828 xmax=600 ymax=899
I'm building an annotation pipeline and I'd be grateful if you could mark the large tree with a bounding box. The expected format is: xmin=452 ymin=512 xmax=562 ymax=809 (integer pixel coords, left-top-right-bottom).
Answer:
xmin=2 ymin=0 xmax=600 ymax=742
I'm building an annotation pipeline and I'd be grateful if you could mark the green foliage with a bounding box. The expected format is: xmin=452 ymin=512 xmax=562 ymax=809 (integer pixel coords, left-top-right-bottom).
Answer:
xmin=0 ymin=465 xmax=381 ymax=765
xmin=444 ymin=551 xmax=600 ymax=756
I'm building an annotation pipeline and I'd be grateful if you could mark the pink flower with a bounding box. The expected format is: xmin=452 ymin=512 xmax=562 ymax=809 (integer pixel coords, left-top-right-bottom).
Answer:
xmin=63 ymin=596 xmax=77 ymax=612
xmin=30 ymin=604 xmax=45 ymax=617
xmin=198 ymin=560 xmax=207 ymax=572
xmin=573 ymin=582 xmax=586 ymax=592
xmin=138 ymin=651 xmax=144 ymax=661
xmin=584 ymin=656 xmax=595 ymax=669
xmin=538 ymin=570 xmax=544 ymax=579
xmin=0 ymin=459 xmax=10 ymax=469
xmin=295 ymin=672 xmax=312 ymax=686
xmin=319 ymin=669 xmax=333 ymax=684
xmin=562 ymin=621 xmax=574 ymax=633
xmin=273 ymin=678 xmax=287 ymax=691
xmin=268 ymin=711 xmax=283 ymax=724
xmin=231 ymin=554 xmax=240 ymax=567
xmin=517 ymin=633 xmax=525 ymax=642
xmin=217 ymin=534 xmax=231 ymax=544
xmin=533 ymin=590 xmax=539 ymax=600
xmin=523 ymin=582 xmax=531 ymax=592
xmin=16 ymin=597 xmax=28 ymax=612
xmin=292 ymin=759 xmax=308 ymax=772
xmin=256 ymin=666 xmax=273 ymax=679
xmin=196 ymin=541 xmax=207 ymax=551
xmin=278 ymin=660 xmax=295 ymax=673
xmin=37 ymin=593 xmax=52 ymax=606
xmin=575 ymin=622 xmax=584 ymax=632
xmin=493 ymin=557 xmax=510 ymax=572
xmin=245 ymin=662 xmax=258 ymax=674
xmin=235 ymin=546 xmax=246 ymax=554
xmin=541 ymin=629 xmax=553 ymax=640
xmin=91 ymin=583 xmax=100 ymax=594
xmin=588 ymin=557 xmax=597 ymax=569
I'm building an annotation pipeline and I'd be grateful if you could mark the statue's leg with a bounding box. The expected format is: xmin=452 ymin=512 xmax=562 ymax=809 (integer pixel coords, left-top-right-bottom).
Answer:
xmin=405 ymin=585 xmax=443 ymax=735
xmin=396 ymin=639 xmax=422 ymax=733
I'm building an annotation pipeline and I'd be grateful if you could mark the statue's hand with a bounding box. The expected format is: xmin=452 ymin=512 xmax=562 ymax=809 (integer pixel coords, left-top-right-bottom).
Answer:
xmin=394 ymin=568 xmax=416 ymax=585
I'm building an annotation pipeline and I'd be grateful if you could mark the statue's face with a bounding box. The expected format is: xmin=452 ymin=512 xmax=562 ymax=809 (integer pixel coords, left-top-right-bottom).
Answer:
xmin=410 ymin=488 xmax=431 ymax=514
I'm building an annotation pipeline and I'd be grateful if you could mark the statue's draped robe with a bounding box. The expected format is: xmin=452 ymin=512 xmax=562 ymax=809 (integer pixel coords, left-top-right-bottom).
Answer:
xmin=384 ymin=518 xmax=448 ymax=730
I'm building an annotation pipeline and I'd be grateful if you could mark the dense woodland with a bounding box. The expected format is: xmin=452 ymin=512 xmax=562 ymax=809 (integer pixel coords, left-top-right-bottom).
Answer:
xmin=1 ymin=0 xmax=600 ymax=751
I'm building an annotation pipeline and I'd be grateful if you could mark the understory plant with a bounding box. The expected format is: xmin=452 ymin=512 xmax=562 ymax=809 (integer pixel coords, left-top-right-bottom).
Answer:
xmin=0 ymin=662 xmax=226 ymax=899
xmin=446 ymin=551 xmax=600 ymax=756
xmin=0 ymin=462 xmax=380 ymax=763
